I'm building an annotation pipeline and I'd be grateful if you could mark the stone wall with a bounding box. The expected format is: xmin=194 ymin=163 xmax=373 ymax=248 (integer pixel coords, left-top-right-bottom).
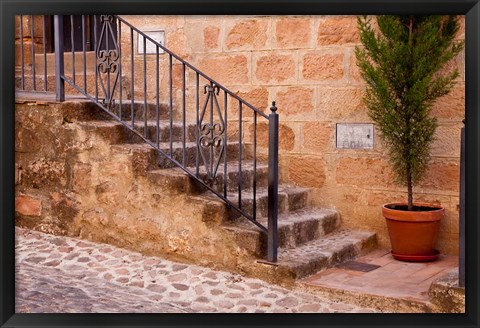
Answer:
xmin=14 ymin=101 xmax=249 ymax=270
xmin=119 ymin=15 xmax=465 ymax=254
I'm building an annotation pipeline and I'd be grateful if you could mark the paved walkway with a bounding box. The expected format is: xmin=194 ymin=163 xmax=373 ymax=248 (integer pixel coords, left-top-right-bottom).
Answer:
xmin=15 ymin=227 xmax=378 ymax=313
xmin=303 ymin=249 xmax=458 ymax=302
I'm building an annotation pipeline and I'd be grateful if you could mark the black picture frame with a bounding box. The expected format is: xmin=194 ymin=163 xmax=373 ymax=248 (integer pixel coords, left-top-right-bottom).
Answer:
xmin=1 ymin=1 xmax=478 ymax=327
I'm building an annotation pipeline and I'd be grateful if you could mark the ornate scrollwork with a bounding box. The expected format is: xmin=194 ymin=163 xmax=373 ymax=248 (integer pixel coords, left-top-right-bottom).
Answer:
xmin=198 ymin=83 xmax=226 ymax=185
xmin=199 ymin=123 xmax=224 ymax=148
xmin=96 ymin=15 xmax=119 ymax=109
xmin=98 ymin=50 xmax=119 ymax=74
xmin=100 ymin=15 xmax=115 ymax=23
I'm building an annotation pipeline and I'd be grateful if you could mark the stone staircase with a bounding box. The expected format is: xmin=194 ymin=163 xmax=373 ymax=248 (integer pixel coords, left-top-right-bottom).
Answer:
xmin=68 ymin=100 xmax=377 ymax=282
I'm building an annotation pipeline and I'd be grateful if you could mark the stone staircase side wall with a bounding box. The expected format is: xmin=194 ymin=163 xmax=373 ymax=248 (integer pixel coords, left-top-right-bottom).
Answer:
xmin=14 ymin=101 xmax=263 ymax=271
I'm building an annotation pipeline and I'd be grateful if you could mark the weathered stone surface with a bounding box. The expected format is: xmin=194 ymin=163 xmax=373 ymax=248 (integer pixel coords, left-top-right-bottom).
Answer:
xmin=234 ymin=87 xmax=269 ymax=113
xmin=428 ymin=268 xmax=465 ymax=313
xmin=15 ymin=15 xmax=48 ymax=39
xmin=166 ymin=30 xmax=187 ymax=58
xmin=255 ymin=54 xmax=296 ymax=84
xmin=316 ymin=86 xmax=366 ymax=120
xmin=419 ymin=161 xmax=460 ymax=192
xmin=198 ymin=54 xmax=249 ymax=84
xmin=275 ymin=17 xmax=311 ymax=48
xmin=431 ymin=84 xmax=465 ymax=120
xmin=336 ymin=157 xmax=394 ymax=188
xmin=302 ymin=52 xmax=344 ymax=81
xmin=204 ymin=26 xmax=220 ymax=49
xmin=95 ymin=181 xmax=119 ymax=206
xmin=71 ymin=162 xmax=92 ymax=193
xmin=16 ymin=194 xmax=42 ymax=217
xmin=275 ymin=87 xmax=314 ymax=116
xmin=317 ymin=16 xmax=360 ymax=45
xmin=431 ymin=124 xmax=462 ymax=157
xmin=287 ymin=156 xmax=326 ymax=188
xmin=249 ymin=122 xmax=295 ymax=151
xmin=22 ymin=158 xmax=66 ymax=189
xmin=226 ymin=19 xmax=268 ymax=50
xmin=50 ymin=192 xmax=79 ymax=230
xmin=302 ymin=122 xmax=333 ymax=152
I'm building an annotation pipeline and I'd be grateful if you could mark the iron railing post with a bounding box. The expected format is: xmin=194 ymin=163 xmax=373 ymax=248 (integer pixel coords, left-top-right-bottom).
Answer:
xmin=459 ymin=119 xmax=465 ymax=287
xmin=267 ymin=101 xmax=279 ymax=262
xmin=54 ymin=15 xmax=65 ymax=102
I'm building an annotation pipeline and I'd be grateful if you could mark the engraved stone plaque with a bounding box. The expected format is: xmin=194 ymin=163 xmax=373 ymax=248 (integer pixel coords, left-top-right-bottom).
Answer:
xmin=137 ymin=31 xmax=165 ymax=54
xmin=336 ymin=123 xmax=374 ymax=149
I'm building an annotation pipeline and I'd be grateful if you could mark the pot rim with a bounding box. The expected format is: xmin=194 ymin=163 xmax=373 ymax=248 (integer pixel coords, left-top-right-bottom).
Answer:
xmin=382 ymin=202 xmax=445 ymax=212
xmin=382 ymin=202 xmax=445 ymax=222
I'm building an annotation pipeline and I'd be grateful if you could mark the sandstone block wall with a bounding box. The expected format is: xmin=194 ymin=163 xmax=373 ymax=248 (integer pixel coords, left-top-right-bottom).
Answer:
xmin=120 ymin=15 xmax=465 ymax=254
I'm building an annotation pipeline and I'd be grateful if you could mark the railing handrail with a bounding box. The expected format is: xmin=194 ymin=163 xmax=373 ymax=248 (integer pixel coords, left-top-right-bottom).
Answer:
xmin=115 ymin=15 xmax=269 ymax=120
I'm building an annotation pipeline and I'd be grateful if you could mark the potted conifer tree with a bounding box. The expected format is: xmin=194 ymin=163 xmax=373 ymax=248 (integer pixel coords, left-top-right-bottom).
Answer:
xmin=355 ymin=15 xmax=464 ymax=261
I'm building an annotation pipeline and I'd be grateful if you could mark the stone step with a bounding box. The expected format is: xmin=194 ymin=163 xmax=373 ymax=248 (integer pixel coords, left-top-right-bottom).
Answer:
xmin=111 ymin=141 xmax=244 ymax=172
xmin=210 ymin=184 xmax=310 ymax=220
xmin=58 ymin=100 xmax=177 ymax=122
xmin=114 ymin=102 xmax=176 ymax=121
xmin=147 ymin=161 xmax=269 ymax=194
xmin=79 ymin=120 xmax=197 ymax=144
xmin=275 ymin=229 xmax=377 ymax=280
xmin=224 ymin=208 xmax=341 ymax=255
xmin=130 ymin=121 xmax=196 ymax=144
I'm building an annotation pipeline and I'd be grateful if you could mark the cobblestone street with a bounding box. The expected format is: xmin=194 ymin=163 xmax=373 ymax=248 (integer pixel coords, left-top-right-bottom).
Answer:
xmin=15 ymin=227 xmax=378 ymax=313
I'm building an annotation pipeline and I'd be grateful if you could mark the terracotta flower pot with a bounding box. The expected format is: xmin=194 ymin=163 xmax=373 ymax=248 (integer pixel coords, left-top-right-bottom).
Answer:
xmin=382 ymin=202 xmax=444 ymax=262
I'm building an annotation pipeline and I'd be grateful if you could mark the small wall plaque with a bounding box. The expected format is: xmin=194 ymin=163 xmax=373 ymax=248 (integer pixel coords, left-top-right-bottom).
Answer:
xmin=336 ymin=123 xmax=374 ymax=149
xmin=137 ymin=31 xmax=165 ymax=55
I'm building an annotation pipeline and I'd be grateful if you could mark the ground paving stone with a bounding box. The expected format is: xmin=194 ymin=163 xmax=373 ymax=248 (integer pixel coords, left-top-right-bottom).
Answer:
xmin=15 ymin=227 xmax=378 ymax=313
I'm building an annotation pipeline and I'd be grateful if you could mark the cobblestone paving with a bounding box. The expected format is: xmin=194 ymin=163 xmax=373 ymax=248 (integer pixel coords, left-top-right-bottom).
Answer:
xmin=15 ymin=227 xmax=378 ymax=313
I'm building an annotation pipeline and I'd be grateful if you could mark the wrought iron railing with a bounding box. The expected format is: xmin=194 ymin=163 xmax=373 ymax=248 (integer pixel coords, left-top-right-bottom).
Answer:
xmin=15 ymin=15 xmax=279 ymax=262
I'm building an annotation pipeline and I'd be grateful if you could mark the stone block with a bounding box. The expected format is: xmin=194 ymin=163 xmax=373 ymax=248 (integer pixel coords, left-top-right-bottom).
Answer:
xmin=315 ymin=86 xmax=365 ymax=120
xmin=198 ymin=54 xmax=249 ymax=85
xmin=15 ymin=194 xmax=42 ymax=217
xmin=431 ymin=84 xmax=465 ymax=120
xmin=367 ymin=190 xmax=408 ymax=207
xmin=275 ymin=87 xmax=314 ymax=117
xmin=275 ymin=17 xmax=312 ymax=48
xmin=302 ymin=51 xmax=344 ymax=81
xmin=234 ymin=87 xmax=269 ymax=115
xmin=22 ymin=158 xmax=66 ymax=189
xmin=249 ymin=122 xmax=295 ymax=151
xmin=302 ymin=122 xmax=333 ymax=152
xmin=431 ymin=124 xmax=462 ymax=157
xmin=287 ymin=156 xmax=326 ymax=188
xmin=254 ymin=53 xmax=296 ymax=84
xmin=204 ymin=26 xmax=220 ymax=49
xmin=71 ymin=162 xmax=92 ymax=193
xmin=419 ymin=160 xmax=460 ymax=192
xmin=226 ymin=19 xmax=268 ymax=50
xmin=50 ymin=192 xmax=79 ymax=231
xmin=317 ymin=16 xmax=360 ymax=46
xmin=166 ymin=29 xmax=187 ymax=58
xmin=335 ymin=157 xmax=394 ymax=188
